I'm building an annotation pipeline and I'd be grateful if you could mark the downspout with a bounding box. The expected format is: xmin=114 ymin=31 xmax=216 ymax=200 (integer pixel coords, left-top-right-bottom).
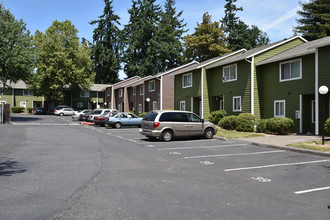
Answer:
xmin=201 ymin=68 xmax=203 ymax=118
xmin=159 ymin=76 xmax=162 ymax=110
xmin=111 ymin=86 xmax=114 ymax=109
xmin=96 ymin=91 xmax=99 ymax=108
xmin=245 ymin=57 xmax=254 ymax=114
xmin=315 ymin=48 xmax=319 ymax=135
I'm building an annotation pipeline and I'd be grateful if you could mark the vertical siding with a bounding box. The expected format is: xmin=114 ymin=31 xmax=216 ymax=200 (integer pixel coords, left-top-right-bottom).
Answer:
xmin=162 ymin=74 xmax=175 ymax=110
xmin=202 ymin=68 xmax=210 ymax=119
xmin=257 ymin=54 xmax=315 ymax=132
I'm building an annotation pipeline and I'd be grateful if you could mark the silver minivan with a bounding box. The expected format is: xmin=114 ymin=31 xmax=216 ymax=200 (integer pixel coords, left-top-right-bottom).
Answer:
xmin=139 ymin=110 xmax=217 ymax=141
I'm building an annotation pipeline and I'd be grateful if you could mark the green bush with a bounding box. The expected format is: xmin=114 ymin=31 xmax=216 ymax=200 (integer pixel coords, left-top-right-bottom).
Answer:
xmin=208 ymin=110 xmax=227 ymax=124
xmin=236 ymin=113 xmax=255 ymax=132
xmin=324 ymin=118 xmax=330 ymax=135
xmin=219 ymin=115 xmax=237 ymax=130
xmin=11 ymin=106 xmax=25 ymax=113
xmin=256 ymin=119 xmax=270 ymax=133
xmin=139 ymin=112 xmax=147 ymax=118
xmin=265 ymin=117 xmax=294 ymax=134
xmin=27 ymin=107 xmax=33 ymax=114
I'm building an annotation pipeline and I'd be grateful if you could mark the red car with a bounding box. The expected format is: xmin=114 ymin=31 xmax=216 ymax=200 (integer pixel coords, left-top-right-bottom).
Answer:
xmin=93 ymin=112 xmax=117 ymax=126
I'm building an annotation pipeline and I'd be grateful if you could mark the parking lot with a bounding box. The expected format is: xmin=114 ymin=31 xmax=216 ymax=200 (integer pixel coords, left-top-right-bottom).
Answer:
xmin=2 ymin=114 xmax=330 ymax=219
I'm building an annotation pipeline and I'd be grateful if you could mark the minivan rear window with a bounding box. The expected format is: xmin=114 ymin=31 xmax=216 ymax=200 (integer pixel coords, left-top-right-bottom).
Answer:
xmin=93 ymin=110 xmax=102 ymax=114
xmin=143 ymin=112 xmax=158 ymax=121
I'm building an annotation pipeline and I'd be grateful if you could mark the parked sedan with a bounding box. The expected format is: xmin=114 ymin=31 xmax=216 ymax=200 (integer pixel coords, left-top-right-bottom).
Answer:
xmin=54 ymin=107 xmax=74 ymax=116
xmin=105 ymin=112 xmax=142 ymax=128
xmin=93 ymin=112 xmax=117 ymax=126
xmin=72 ymin=109 xmax=92 ymax=120
xmin=35 ymin=107 xmax=46 ymax=115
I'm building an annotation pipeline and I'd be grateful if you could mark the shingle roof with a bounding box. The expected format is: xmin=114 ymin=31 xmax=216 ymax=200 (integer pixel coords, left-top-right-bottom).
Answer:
xmin=257 ymin=36 xmax=330 ymax=66
xmin=90 ymin=84 xmax=109 ymax=92
xmin=0 ymin=80 xmax=28 ymax=89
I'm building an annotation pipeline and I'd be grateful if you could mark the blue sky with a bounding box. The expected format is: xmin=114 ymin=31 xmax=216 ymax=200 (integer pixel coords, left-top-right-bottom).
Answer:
xmin=2 ymin=0 xmax=306 ymax=78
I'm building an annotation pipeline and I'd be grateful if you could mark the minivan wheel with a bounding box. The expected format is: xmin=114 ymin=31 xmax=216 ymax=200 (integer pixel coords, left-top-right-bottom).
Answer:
xmin=204 ymin=128 xmax=214 ymax=139
xmin=161 ymin=130 xmax=173 ymax=142
xmin=115 ymin=122 xmax=122 ymax=129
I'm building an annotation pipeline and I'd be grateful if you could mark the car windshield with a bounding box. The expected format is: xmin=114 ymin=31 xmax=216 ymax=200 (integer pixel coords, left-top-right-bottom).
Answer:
xmin=92 ymin=110 xmax=102 ymax=114
xmin=143 ymin=112 xmax=158 ymax=121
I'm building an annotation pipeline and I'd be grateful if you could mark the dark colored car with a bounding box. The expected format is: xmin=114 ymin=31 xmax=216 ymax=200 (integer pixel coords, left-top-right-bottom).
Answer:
xmin=35 ymin=107 xmax=46 ymax=115
xmin=79 ymin=112 xmax=91 ymax=121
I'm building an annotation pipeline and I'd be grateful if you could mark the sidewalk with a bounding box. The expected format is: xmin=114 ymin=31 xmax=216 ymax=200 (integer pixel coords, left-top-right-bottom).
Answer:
xmin=236 ymin=134 xmax=330 ymax=157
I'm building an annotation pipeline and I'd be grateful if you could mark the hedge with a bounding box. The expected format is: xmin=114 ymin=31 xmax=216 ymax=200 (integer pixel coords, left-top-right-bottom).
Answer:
xmin=219 ymin=115 xmax=237 ymax=130
xmin=11 ymin=106 xmax=25 ymax=113
xmin=236 ymin=113 xmax=255 ymax=132
xmin=139 ymin=112 xmax=147 ymax=118
xmin=265 ymin=117 xmax=294 ymax=135
xmin=208 ymin=110 xmax=227 ymax=124
xmin=256 ymin=119 xmax=269 ymax=133
xmin=324 ymin=118 xmax=330 ymax=135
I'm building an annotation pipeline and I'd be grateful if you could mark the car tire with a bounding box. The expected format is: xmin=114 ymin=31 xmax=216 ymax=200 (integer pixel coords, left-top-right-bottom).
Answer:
xmin=115 ymin=122 xmax=122 ymax=129
xmin=204 ymin=128 xmax=214 ymax=139
xmin=60 ymin=113 xmax=64 ymax=116
xmin=161 ymin=130 xmax=173 ymax=142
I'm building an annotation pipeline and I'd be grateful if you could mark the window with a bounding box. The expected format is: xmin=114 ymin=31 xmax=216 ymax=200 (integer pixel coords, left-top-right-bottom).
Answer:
xmin=233 ymin=96 xmax=241 ymax=112
xmin=180 ymin=101 xmax=185 ymax=111
xmin=223 ymin=64 xmax=237 ymax=82
xmin=119 ymin=89 xmax=123 ymax=97
xmin=80 ymin=91 xmax=90 ymax=98
xmin=133 ymin=87 xmax=136 ymax=95
xmin=274 ymin=100 xmax=285 ymax=117
xmin=187 ymin=113 xmax=201 ymax=122
xmin=77 ymin=102 xmax=83 ymax=108
xmin=140 ymin=85 xmax=144 ymax=95
xmin=0 ymin=88 xmax=3 ymax=95
xmin=312 ymin=100 xmax=315 ymax=123
xmin=0 ymin=101 xmax=6 ymax=104
xmin=159 ymin=112 xmax=174 ymax=121
xmin=153 ymin=101 xmax=157 ymax=110
xmin=182 ymin=73 xmax=192 ymax=88
xmin=220 ymin=99 xmax=224 ymax=110
xmin=280 ymin=59 xmax=301 ymax=81
xmin=23 ymin=89 xmax=34 ymax=96
xmin=107 ymin=89 xmax=111 ymax=96
xmin=149 ymin=80 xmax=155 ymax=92
xmin=20 ymin=101 xmax=27 ymax=108
xmin=138 ymin=104 xmax=142 ymax=113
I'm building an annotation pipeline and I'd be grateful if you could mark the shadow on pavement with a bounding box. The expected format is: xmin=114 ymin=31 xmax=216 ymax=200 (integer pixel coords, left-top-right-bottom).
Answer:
xmin=0 ymin=158 xmax=26 ymax=176
xmin=10 ymin=115 xmax=41 ymax=122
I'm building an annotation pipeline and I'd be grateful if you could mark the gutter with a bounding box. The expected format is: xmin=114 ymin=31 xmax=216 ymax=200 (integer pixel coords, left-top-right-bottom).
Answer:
xmin=245 ymin=57 xmax=255 ymax=115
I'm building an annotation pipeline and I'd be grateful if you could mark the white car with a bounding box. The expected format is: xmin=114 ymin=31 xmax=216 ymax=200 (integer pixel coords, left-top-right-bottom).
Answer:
xmin=54 ymin=107 xmax=75 ymax=116
xmin=89 ymin=109 xmax=118 ymax=122
xmin=72 ymin=109 xmax=92 ymax=120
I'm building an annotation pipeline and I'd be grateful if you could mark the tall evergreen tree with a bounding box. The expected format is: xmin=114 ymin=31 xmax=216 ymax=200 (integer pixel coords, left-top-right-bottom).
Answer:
xmin=221 ymin=0 xmax=270 ymax=50
xmin=157 ymin=0 xmax=187 ymax=71
xmin=90 ymin=0 xmax=122 ymax=84
xmin=183 ymin=12 xmax=230 ymax=62
xmin=294 ymin=0 xmax=330 ymax=41
xmin=123 ymin=0 xmax=162 ymax=77
xmin=0 ymin=3 xmax=35 ymax=87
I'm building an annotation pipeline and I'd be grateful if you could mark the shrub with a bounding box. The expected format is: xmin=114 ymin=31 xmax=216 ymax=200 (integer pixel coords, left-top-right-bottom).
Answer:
xmin=11 ymin=106 xmax=25 ymax=113
xmin=256 ymin=119 xmax=270 ymax=133
xmin=265 ymin=117 xmax=294 ymax=134
xmin=27 ymin=107 xmax=33 ymax=114
xmin=208 ymin=110 xmax=227 ymax=124
xmin=139 ymin=112 xmax=147 ymax=118
xmin=236 ymin=113 xmax=255 ymax=132
xmin=219 ymin=115 xmax=237 ymax=130
xmin=324 ymin=118 xmax=330 ymax=135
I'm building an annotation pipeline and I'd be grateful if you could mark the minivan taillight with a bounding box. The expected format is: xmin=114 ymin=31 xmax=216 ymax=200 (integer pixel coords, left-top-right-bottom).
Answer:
xmin=153 ymin=122 xmax=160 ymax=128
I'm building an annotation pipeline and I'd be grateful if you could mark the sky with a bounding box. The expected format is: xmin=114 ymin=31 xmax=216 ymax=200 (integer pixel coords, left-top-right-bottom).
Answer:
xmin=1 ymin=0 xmax=306 ymax=79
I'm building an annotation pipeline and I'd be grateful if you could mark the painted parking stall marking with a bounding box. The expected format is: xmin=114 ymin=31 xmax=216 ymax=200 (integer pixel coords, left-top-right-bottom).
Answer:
xmin=225 ymin=159 xmax=330 ymax=172
xmin=169 ymin=152 xmax=181 ymax=155
xmin=294 ymin=186 xmax=330 ymax=194
xmin=251 ymin=176 xmax=271 ymax=183
xmin=200 ymin=161 xmax=214 ymax=165
xmin=158 ymin=143 xmax=247 ymax=151
xmin=184 ymin=150 xmax=285 ymax=159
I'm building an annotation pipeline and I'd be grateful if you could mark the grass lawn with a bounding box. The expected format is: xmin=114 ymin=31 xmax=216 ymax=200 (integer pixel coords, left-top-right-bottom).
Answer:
xmin=288 ymin=141 xmax=330 ymax=153
xmin=216 ymin=128 xmax=264 ymax=139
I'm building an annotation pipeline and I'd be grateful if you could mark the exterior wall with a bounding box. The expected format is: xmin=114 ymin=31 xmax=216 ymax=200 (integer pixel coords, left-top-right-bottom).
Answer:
xmin=174 ymin=69 xmax=201 ymax=111
xmin=257 ymin=53 xmax=315 ymax=133
xmin=115 ymin=89 xmax=124 ymax=111
xmin=0 ymin=88 xmax=13 ymax=106
xmin=144 ymin=79 xmax=160 ymax=112
xmin=161 ymin=74 xmax=175 ymax=110
xmin=206 ymin=60 xmax=251 ymax=116
xmin=136 ymin=84 xmax=145 ymax=114
xmin=14 ymin=89 xmax=43 ymax=111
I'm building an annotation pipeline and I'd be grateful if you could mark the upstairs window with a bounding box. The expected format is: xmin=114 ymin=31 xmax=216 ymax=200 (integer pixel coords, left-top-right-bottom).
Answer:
xmin=140 ymin=85 xmax=144 ymax=95
xmin=149 ymin=80 xmax=155 ymax=92
xmin=80 ymin=91 xmax=90 ymax=98
xmin=223 ymin=64 xmax=237 ymax=82
xmin=182 ymin=73 xmax=192 ymax=88
xmin=23 ymin=89 xmax=34 ymax=96
xmin=119 ymin=88 xmax=123 ymax=97
xmin=133 ymin=87 xmax=136 ymax=95
xmin=280 ymin=59 xmax=301 ymax=81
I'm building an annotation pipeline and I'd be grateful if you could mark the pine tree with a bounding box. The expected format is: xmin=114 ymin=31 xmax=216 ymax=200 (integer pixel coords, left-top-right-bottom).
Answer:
xmin=221 ymin=0 xmax=269 ymax=50
xmin=294 ymin=0 xmax=330 ymax=41
xmin=90 ymin=0 xmax=122 ymax=84
xmin=183 ymin=12 xmax=231 ymax=62
xmin=123 ymin=0 xmax=161 ymax=77
xmin=157 ymin=0 xmax=187 ymax=71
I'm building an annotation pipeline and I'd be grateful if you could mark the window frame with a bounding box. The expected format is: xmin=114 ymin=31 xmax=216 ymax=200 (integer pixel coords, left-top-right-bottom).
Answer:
xmin=149 ymin=80 xmax=155 ymax=92
xmin=77 ymin=102 xmax=83 ymax=109
xmin=279 ymin=58 xmax=302 ymax=82
xmin=80 ymin=90 xmax=90 ymax=98
xmin=20 ymin=101 xmax=27 ymax=108
xmin=153 ymin=101 xmax=157 ymax=110
xmin=180 ymin=101 xmax=186 ymax=111
xmin=119 ymin=88 xmax=123 ymax=97
xmin=222 ymin=64 xmax=237 ymax=82
xmin=23 ymin=89 xmax=34 ymax=96
xmin=232 ymin=96 xmax=241 ymax=112
xmin=140 ymin=85 xmax=144 ymax=95
xmin=182 ymin=73 xmax=192 ymax=88
xmin=274 ymin=100 xmax=286 ymax=117
xmin=107 ymin=88 xmax=111 ymax=96
xmin=133 ymin=87 xmax=136 ymax=95
xmin=138 ymin=104 xmax=142 ymax=113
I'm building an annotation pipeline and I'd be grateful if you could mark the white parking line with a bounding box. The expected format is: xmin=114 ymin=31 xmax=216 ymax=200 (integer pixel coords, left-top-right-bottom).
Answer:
xmin=225 ymin=159 xmax=330 ymax=172
xmin=158 ymin=144 xmax=247 ymax=151
xmin=184 ymin=150 xmax=285 ymax=159
xmin=294 ymin=186 xmax=330 ymax=194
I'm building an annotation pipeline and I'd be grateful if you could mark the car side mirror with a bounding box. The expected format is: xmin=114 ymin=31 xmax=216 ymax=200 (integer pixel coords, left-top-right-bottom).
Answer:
xmin=201 ymin=119 xmax=205 ymax=123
